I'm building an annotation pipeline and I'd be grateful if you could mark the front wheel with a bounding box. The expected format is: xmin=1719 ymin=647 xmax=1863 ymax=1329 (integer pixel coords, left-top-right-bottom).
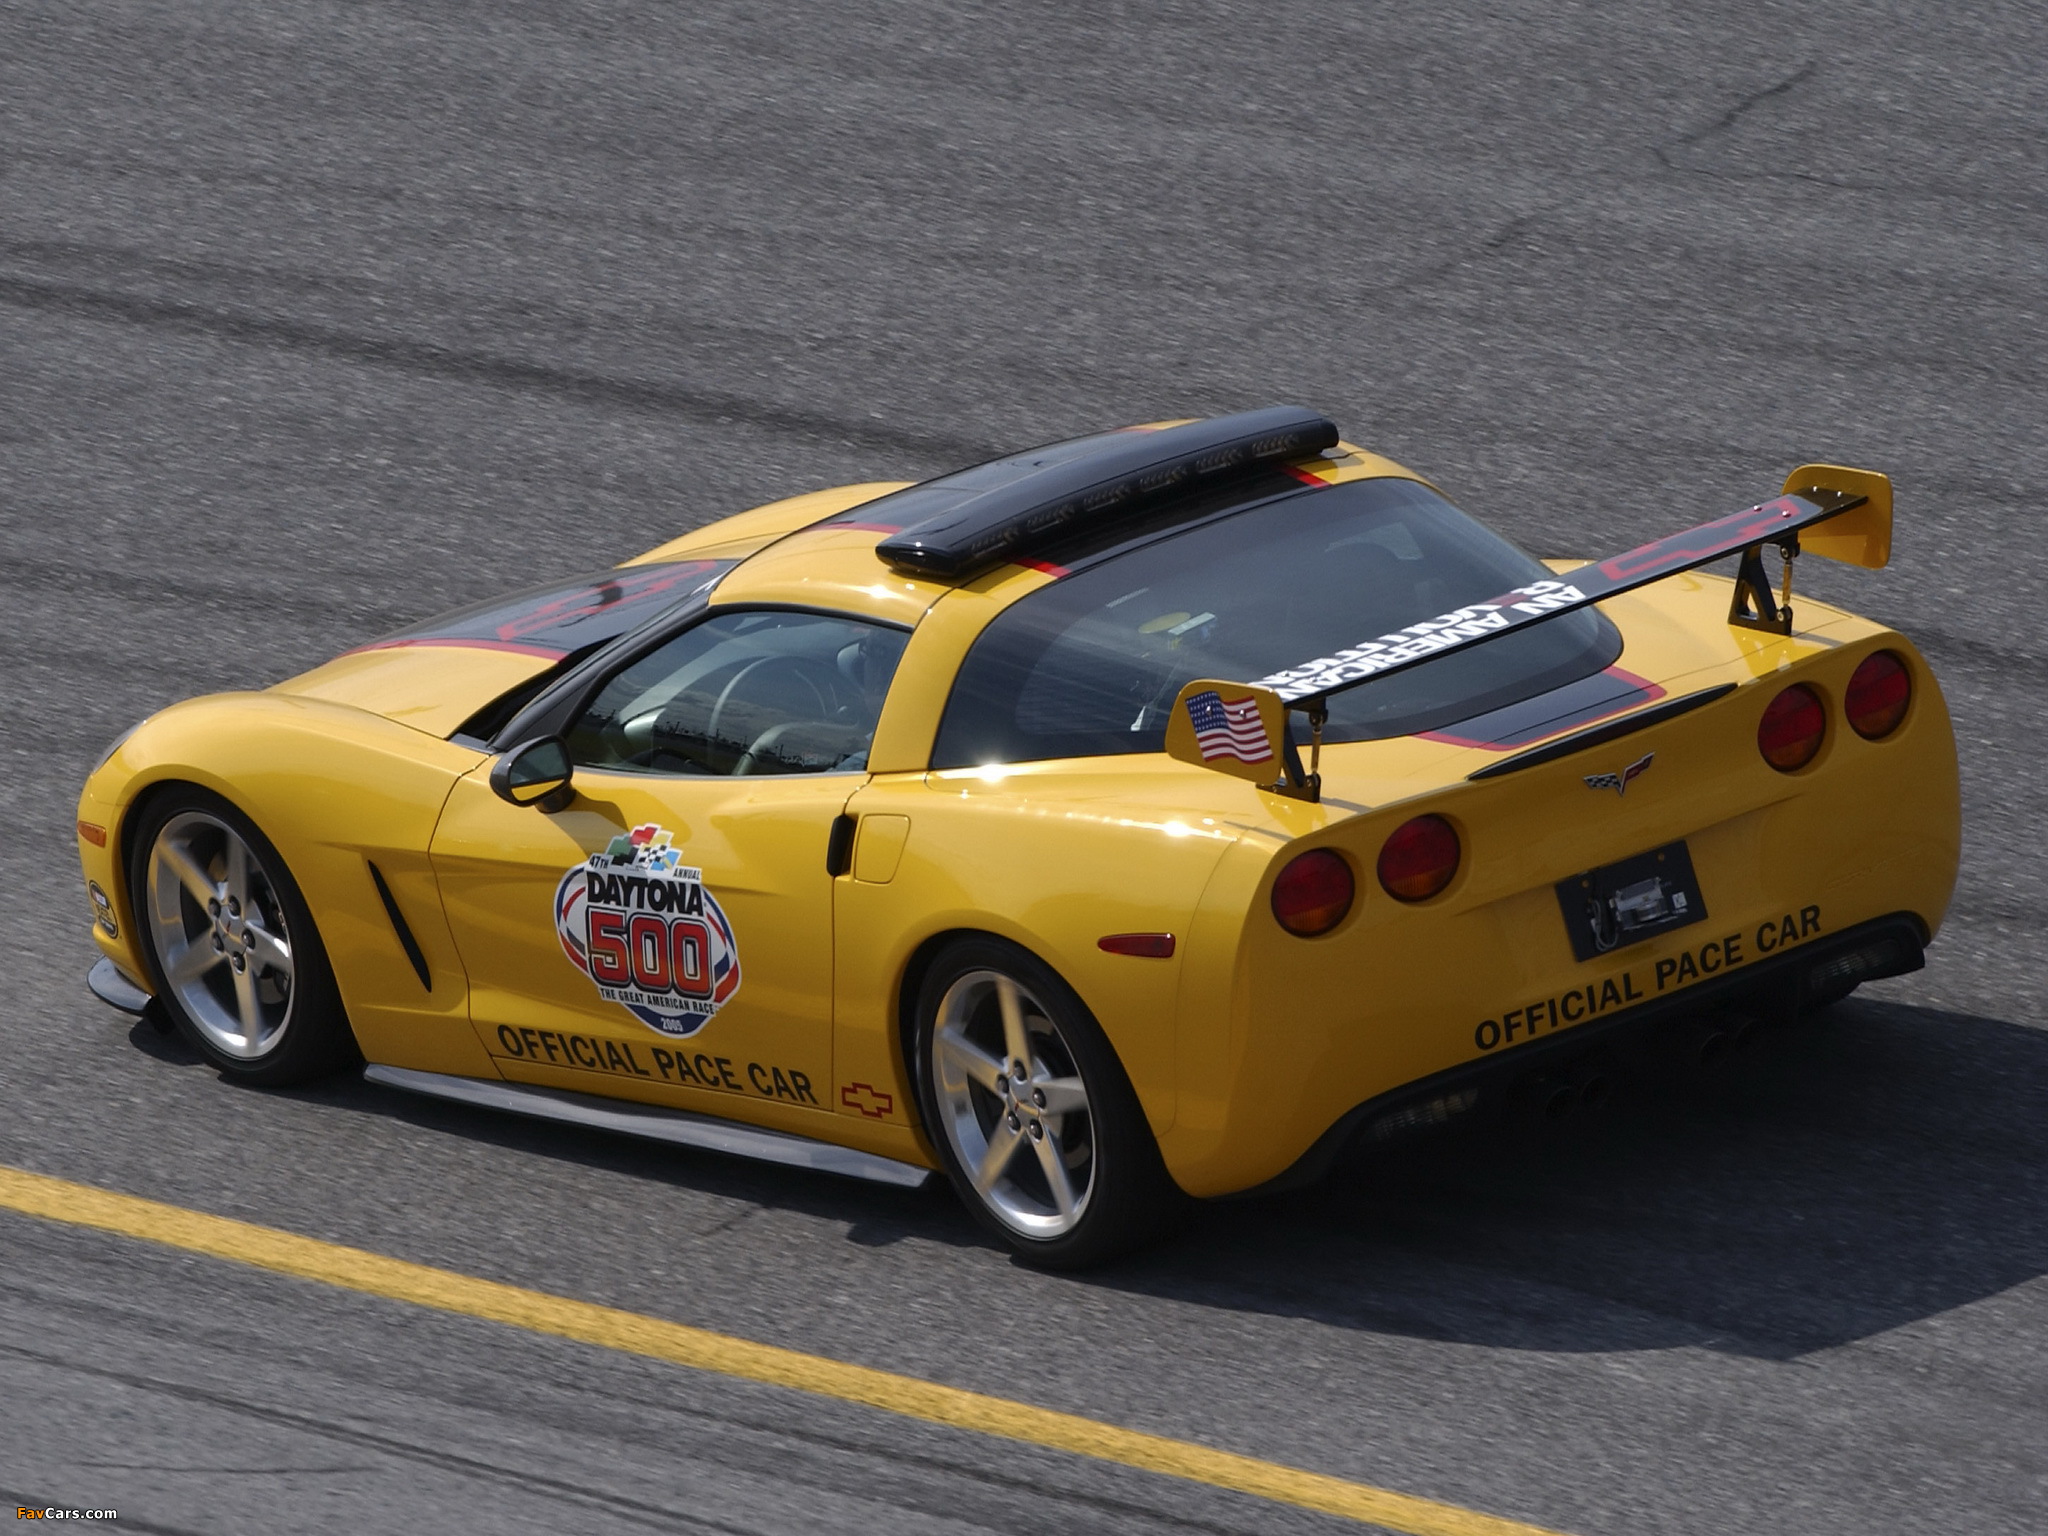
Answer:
xmin=913 ymin=937 xmax=1183 ymax=1269
xmin=129 ymin=786 xmax=357 ymax=1085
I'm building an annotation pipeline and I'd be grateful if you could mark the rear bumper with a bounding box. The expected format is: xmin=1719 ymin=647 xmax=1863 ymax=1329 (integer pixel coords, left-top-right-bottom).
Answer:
xmin=1250 ymin=910 xmax=1926 ymax=1194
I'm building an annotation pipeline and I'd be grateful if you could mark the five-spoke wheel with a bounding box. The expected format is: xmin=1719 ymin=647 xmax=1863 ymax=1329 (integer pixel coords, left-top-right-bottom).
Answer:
xmin=930 ymin=967 xmax=1097 ymax=1238
xmin=914 ymin=937 xmax=1181 ymax=1267
xmin=130 ymin=787 xmax=353 ymax=1083
xmin=146 ymin=809 xmax=297 ymax=1059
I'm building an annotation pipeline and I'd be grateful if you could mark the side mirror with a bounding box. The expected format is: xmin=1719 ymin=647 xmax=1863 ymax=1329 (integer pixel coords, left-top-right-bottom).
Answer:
xmin=489 ymin=736 xmax=575 ymax=811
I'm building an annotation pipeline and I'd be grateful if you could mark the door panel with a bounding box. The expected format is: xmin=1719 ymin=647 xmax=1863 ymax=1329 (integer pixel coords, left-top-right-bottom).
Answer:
xmin=429 ymin=605 xmax=915 ymax=1133
xmin=433 ymin=768 xmax=850 ymax=1126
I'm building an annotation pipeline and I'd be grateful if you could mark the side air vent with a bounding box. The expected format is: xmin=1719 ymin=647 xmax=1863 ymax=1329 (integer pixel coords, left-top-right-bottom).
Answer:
xmin=874 ymin=406 xmax=1338 ymax=582
xmin=367 ymin=861 xmax=432 ymax=991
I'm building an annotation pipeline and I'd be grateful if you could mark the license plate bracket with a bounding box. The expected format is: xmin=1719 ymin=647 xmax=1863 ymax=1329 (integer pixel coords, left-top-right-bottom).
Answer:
xmin=1555 ymin=841 xmax=1707 ymax=962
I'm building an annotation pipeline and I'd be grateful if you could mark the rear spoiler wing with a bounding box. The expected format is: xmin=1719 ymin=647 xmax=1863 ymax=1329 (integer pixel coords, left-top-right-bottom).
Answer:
xmin=1163 ymin=464 xmax=1892 ymax=799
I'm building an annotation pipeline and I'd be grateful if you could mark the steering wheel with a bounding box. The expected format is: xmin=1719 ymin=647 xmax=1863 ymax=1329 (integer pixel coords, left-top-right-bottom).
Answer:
xmin=704 ymin=655 xmax=846 ymax=758
xmin=731 ymin=719 xmax=870 ymax=777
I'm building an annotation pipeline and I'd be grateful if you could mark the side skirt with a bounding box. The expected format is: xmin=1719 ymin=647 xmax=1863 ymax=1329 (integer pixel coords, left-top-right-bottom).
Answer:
xmin=364 ymin=1065 xmax=933 ymax=1189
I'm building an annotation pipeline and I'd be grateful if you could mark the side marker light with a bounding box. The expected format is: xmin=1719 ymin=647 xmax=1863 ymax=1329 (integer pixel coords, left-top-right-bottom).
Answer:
xmin=1098 ymin=933 xmax=1176 ymax=958
xmin=77 ymin=821 xmax=107 ymax=847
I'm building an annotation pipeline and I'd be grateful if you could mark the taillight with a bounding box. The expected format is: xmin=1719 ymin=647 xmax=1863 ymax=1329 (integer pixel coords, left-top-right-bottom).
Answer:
xmin=1272 ymin=849 xmax=1354 ymax=936
xmin=1377 ymin=814 xmax=1461 ymax=902
xmin=1845 ymin=650 xmax=1911 ymax=739
xmin=1757 ymin=683 xmax=1826 ymax=771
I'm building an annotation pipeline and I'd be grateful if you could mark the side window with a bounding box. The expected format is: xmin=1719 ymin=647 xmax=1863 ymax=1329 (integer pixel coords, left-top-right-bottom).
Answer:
xmin=565 ymin=610 xmax=909 ymax=777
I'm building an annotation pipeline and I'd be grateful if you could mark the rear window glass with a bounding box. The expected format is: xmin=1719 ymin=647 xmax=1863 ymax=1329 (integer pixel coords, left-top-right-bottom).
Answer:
xmin=932 ymin=478 xmax=1621 ymax=767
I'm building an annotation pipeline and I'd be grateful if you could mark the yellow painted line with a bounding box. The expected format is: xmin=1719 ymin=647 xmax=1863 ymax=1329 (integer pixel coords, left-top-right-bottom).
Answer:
xmin=0 ymin=1164 xmax=1568 ymax=1536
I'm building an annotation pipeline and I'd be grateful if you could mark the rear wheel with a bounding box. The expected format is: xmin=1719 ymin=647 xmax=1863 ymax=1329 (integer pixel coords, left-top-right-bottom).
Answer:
xmin=129 ymin=786 xmax=356 ymax=1084
xmin=913 ymin=937 xmax=1182 ymax=1268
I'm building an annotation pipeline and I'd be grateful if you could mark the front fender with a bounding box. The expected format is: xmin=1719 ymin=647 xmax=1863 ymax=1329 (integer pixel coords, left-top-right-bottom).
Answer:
xmin=80 ymin=692 xmax=497 ymax=1075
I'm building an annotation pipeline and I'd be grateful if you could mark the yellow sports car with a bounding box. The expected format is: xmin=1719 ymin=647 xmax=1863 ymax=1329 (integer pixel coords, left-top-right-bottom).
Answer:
xmin=76 ymin=408 xmax=1960 ymax=1266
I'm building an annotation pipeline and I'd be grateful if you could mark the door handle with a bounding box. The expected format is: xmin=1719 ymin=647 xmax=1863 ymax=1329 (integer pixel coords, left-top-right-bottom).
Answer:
xmin=825 ymin=813 xmax=857 ymax=876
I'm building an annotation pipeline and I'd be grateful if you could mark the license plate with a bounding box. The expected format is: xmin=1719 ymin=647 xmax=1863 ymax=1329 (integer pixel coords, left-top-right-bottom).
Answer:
xmin=1555 ymin=841 xmax=1707 ymax=962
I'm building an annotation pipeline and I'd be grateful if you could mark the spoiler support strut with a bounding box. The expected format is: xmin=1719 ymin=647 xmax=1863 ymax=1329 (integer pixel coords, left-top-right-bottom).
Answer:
xmin=1270 ymin=703 xmax=1327 ymax=801
xmin=1727 ymin=533 xmax=1800 ymax=635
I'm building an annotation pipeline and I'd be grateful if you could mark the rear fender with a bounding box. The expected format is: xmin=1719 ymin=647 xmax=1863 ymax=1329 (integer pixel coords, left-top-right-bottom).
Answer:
xmin=833 ymin=764 xmax=1249 ymax=1147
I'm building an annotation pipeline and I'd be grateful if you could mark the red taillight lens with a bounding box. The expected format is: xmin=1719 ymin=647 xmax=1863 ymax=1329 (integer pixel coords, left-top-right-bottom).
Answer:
xmin=1845 ymin=650 xmax=1911 ymax=739
xmin=1377 ymin=814 xmax=1461 ymax=902
xmin=1272 ymin=849 xmax=1354 ymax=936
xmin=1758 ymin=683 xmax=1826 ymax=771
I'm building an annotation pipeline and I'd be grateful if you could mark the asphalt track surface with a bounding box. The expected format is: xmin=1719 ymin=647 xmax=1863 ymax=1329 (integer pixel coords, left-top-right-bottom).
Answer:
xmin=2 ymin=2 xmax=2044 ymax=1532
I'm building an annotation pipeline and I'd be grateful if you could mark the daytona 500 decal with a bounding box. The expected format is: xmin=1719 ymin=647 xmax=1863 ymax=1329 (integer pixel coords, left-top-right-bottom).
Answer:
xmin=555 ymin=824 xmax=740 ymax=1037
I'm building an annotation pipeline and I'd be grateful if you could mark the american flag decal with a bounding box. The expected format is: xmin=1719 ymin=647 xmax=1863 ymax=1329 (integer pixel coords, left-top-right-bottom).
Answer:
xmin=1186 ymin=689 xmax=1273 ymax=765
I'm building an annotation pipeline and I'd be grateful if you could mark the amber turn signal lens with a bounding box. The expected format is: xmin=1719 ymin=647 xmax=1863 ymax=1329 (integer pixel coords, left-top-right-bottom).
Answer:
xmin=1377 ymin=814 xmax=1461 ymax=902
xmin=1271 ymin=849 xmax=1355 ymax=936
xmin=76 ymin=821 xmax=107 ymax=847
xmin=1757 ymin=683 xmax=1826 ymax=771
xmin=1845 ymin=650 xmax=1911 ymax=740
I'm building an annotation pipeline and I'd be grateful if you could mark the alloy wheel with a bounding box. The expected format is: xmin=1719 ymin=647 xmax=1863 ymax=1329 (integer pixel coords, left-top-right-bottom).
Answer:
xmin=144 ymin=810 xmax=297 ymax=1059
xmin=930 ymin=968 xmax=1095 ymax=1238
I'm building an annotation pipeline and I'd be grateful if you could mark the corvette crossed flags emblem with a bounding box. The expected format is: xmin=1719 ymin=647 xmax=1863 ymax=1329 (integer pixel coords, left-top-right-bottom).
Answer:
xmin=1584 ymin=751 xmax=1654 ymax=796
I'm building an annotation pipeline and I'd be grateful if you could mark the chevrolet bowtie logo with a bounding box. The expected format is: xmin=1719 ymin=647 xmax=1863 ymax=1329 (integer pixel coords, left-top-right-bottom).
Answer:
xmin=1584 ymin=751 xmax=1654 ymax=796
xmin=839 ymin=1082 xmax=895 ymax=1119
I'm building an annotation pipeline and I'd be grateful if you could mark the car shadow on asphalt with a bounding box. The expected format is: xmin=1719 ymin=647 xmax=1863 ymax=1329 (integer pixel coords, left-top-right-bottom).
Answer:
xmin=125 ymin=1014 xmax=970 ymax=1246
xmin=1106 ymin=997 xmax=2048 ymax=1360
xmin=126 ymin=994 xmax=2048 ymax=1360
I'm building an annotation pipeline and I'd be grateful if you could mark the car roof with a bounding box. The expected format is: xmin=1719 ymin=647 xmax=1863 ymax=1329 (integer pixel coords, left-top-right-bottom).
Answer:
xmin=623 ymin=437 xmax=1426 ymax=629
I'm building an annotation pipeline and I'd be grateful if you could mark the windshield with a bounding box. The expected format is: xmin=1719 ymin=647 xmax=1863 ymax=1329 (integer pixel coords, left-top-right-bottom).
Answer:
xmin=357 ymin=560 xmax=733 ymax=660
xmin=931 ymin=476 xmax=1621 ymax=767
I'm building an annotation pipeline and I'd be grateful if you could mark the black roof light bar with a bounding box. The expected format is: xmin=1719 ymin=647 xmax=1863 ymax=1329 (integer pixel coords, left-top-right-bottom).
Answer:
xmin=874 ymin=406 xmax=1339 ymax=582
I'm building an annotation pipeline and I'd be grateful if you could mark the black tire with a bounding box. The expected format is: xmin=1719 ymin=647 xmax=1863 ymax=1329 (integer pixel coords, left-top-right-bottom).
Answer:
xmin=126 ymin=784 xmax=358 ymax=1085
xmin=912 ymin=936 xmax=1185 ymax=1269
